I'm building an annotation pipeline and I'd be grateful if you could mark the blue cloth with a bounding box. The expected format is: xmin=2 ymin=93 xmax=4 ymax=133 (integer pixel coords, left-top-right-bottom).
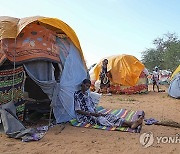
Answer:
xmin=53 ymin=43 xmax=87 ymax=123
xmin=168 ymin=73 xmax=180 ymax=98
xmin=144 ymin=118 xmax=158 ymax=125
xmin=24 ymin=42 xmax=87 ymax=123
xmin=24 ymin=61 xmax=57 ymax=100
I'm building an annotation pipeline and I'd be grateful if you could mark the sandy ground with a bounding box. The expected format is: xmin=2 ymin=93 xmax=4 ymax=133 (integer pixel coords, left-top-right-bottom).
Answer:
xmin=0 ymin=85 xmax=180 ymax=154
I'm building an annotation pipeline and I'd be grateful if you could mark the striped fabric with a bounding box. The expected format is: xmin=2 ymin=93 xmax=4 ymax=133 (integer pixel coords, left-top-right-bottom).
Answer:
xmin=70 ymin=106 xmax=144 ymax=133
xmin=0 ymin=66 xmax=25 ymax=121
xmin=0 ymin=66 xmax=25 ymax=105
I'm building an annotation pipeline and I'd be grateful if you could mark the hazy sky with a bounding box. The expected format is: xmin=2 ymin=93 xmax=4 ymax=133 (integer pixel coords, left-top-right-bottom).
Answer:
xmin=0 ymin=0 xmax=180 ymax=66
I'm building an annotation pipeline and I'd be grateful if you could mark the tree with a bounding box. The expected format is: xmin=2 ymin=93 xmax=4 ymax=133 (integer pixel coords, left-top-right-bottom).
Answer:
xmin=141 ymin=48 xmax=161 ymax=70
xmin=141 ymin=33 xmax=180 ymax=71
xmin=163 ymin=41 xmax=180 ymax=71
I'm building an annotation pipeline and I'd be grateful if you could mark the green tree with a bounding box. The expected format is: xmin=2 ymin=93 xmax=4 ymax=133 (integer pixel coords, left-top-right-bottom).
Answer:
xmin=141 ymin=48 xmax=162 ymax=70
xmin=141 ymin=33 xmax=180 ymax=71
xmin=163 ymin=41 xmax=180 ymax=71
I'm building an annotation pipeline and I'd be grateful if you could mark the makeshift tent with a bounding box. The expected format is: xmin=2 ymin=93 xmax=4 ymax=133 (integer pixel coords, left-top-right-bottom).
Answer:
xmin=90 ymin=54 xmax=148 ymax=94
xmin=159 ymin=70 xmax=172 ymax=85
xmin=168 ymin=65 xmax=180 ymax=99
xmin=0 ymin=16 xmax=88 ymax=131
xmin=170 ymin=65 xmax=180 ymax=80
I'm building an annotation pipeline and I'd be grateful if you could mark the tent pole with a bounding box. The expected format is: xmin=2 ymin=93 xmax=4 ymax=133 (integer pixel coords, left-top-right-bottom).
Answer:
xmin=48 ymin=106 xmax=53 ymax=127
xmin=48 ymin=41 xmax=54 ymax=127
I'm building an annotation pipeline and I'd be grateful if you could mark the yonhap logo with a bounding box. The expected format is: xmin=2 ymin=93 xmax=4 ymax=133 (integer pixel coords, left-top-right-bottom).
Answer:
xmin=156 ymin=134 xmax=180 ymax=144
xmin=140 ymin=132 xmax=154 ymax=148
xmin=140 ymin=132 xmax=180 ymax=148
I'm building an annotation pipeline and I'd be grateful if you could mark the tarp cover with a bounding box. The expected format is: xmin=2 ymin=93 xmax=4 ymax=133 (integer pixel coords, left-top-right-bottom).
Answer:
xmin=24 ymin=43 xmax=87 ymax=123
xmin=92 ymin=54 xmax=145 ymax=86
xmin=168 ymin=73 xmax=180 ymax=99
xmin=0 ymin=16 xmax=88 ymax=125
xmin=170 ymin=65 xmax=180 ymax=80
xmin=0 ymin=16 xmax=86 ymax=68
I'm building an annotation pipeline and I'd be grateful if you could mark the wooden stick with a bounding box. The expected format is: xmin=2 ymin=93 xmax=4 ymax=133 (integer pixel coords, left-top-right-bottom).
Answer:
xmin=154 ymin=121 xmax=180 ymax=128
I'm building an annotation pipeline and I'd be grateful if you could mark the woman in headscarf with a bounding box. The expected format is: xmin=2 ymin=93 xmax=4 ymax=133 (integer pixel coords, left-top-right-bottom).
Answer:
xmin=74 ymin=79 xmax=144 ymax=129
xmin=99 ymin=59 xmax=112 ymax=94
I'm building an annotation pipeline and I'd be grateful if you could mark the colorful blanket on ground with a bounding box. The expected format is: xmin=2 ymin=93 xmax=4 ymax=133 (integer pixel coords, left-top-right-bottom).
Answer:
xmin=70 ymin=106 xmax=144 ymax=133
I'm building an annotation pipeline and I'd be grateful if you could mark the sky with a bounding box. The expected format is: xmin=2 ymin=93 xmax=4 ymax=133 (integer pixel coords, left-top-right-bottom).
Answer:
xmin=0 ymin=0 xmax=180 ymax=66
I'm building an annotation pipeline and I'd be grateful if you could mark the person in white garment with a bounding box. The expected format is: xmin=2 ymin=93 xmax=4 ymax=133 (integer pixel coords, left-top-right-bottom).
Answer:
xmin=152 ymin=66 xmax=160 ymax=92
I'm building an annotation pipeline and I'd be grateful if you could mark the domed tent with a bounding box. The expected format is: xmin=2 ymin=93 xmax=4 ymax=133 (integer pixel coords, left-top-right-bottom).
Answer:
xmin=0 ymin=16 xmax=88 ymax=130
xmin=170 ymin=65 xmax=180 ymax=80
xmin=90 ymin=54 xmax=148 ymax=94
xmin=168 ymin=65 xmax=180 ymax=99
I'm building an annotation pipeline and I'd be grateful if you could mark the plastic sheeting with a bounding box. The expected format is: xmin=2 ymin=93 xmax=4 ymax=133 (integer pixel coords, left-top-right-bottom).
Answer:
xmin=24 ymin=43 xmax=87 ymax=123
xmin=53 ymin=43 xmax=87 ymax=123
xmin=24 ymin=61 xmax=57 ymax=101
xmin=171 ymin=65 xmax=180 ymax=80
xmin=0 ymin=16 xmax=88 ymax=123
xmin=92 ymin=54 xmax=145 ymax=86
xmin=0 ymin=101 xmax=25 ymax=135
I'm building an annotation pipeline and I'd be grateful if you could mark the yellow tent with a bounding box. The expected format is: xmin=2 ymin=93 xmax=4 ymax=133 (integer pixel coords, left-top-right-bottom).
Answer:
xmin=170 ymin=65 xmax=180 ymax=80
xmin=93 ymin=54 xmax=145 ymax=86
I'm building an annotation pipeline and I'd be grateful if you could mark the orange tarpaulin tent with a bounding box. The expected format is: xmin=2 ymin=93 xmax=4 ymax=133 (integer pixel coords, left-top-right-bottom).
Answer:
xmin=92 ymin=54 xmax=145 ymax=86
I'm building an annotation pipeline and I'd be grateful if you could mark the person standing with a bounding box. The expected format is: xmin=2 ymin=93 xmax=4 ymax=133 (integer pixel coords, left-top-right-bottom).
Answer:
xmin=152 ymin=66 xmax=160 ymax=92
xmin=99 ymin=59 xmax=112 ymax=94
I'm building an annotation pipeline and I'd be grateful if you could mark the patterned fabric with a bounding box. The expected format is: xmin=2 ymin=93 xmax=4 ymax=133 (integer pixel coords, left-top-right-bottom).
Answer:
xmin=74 ymin=90 xmax=98 ymax=124
xmin=15 ymin=103 xmax=25 ymax=121
xmin=70 ymin=106 xmax=144 ymax=133
xmin=0 ymin=23 xmax=64 ymax=63
xmin=91 ymin=72 xmax=148 ymax=94
xmin=99 ymin=66 xmax=110 ymax=88
xmin=0 ymin=66 xmax=25 ymax=105
xmin=110 ymin=84 xmax=148 ymax=94
xmin=0 ymin=66 xmax=25 ymax=120
xmin=21 ymin=126 xmax=49 ymax=142
xmin=74 ymin=91 xmax=125 ymax=127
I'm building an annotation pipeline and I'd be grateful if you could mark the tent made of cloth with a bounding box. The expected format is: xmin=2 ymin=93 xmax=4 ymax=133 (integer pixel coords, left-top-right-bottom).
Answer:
xmin=168 ymin=73 xmax=180 ymax=99
xmin=0 ymin=16 xmax=86 ymax=68
xmin=91 ymin=54 xmax=145 ymax=86
xmin=90 ymin=54 xmax=148 ymax=94
xmin=0 ymin=16 xmax=88 ymax=135
xmin=168 ymin=65 xmax=180 ymax=99
xmin=170 ymin=65 xmax=180 ymax=80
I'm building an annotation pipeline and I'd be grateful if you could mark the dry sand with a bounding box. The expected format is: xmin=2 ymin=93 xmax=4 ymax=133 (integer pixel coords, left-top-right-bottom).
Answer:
xmin=0 ymin=85 xmax=180 ymax=154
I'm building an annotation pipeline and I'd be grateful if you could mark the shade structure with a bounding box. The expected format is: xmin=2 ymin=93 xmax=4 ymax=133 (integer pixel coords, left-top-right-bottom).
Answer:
xmin=0 ymin=16 xmax=86 ymax=68
xmin=92 ymin=54 xmax=145 ymax=86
